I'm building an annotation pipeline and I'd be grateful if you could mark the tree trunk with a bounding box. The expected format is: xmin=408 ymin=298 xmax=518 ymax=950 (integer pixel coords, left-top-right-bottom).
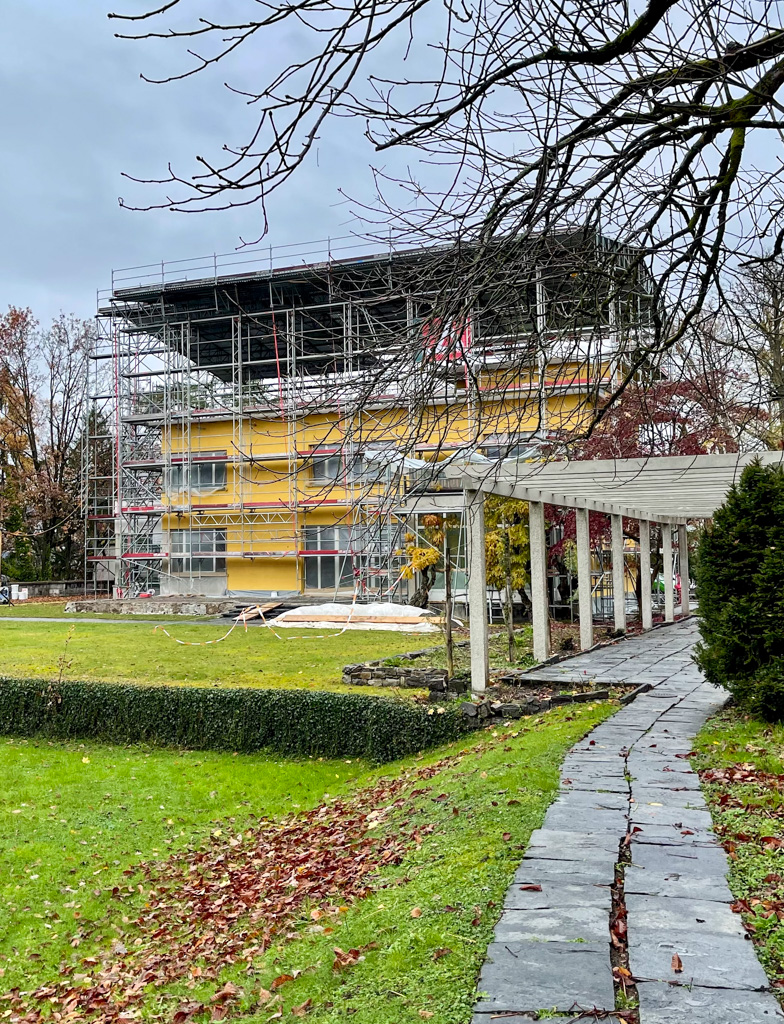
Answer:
xmin=502 ymin=523 xmax=515 ymax=661
xmin=516 ymin=587 xmax=533 ymax=622
xmin=444 ymin=540 xmax=454 ymax=679
xmin=409 ymin=564 xmax=436 ymax=608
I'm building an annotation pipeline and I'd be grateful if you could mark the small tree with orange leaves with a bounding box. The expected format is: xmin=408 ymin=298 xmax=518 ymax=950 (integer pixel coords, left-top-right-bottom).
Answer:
xmin=402 ymin=513 xmax=459 ymax=678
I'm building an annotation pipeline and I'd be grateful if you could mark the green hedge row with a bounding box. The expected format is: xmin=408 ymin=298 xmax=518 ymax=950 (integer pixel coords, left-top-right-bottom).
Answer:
xmin=0 ymin=677 xmax=472 ymax=762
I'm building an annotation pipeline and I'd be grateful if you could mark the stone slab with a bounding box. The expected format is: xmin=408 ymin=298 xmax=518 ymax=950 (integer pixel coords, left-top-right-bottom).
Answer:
xmin=636 ymin=982 xmax=784 ymax=1022
xmin=632 ymin=786 xmax=708 ymax=807
xmin=545 ymin=790 xmax=628 ymax=811
xmin=526 ymin=828 xmax=620 ymax=851
xmin=472 ymin=1016 xmax=628 ymax=1024
xmin=474 ymin=941 xmax=616 ymax=1013
xmin=625 ymin=893 xmax=745 ymax=935
xmin=494 ymin=905 xmax=609 ymax=943
xmin=543 ymin=805 xmax=627 ymax=832
xmin=625 ymin=841 xmax=733 ymax=902
xmin=627 ymin=896 xmax=769 ymax=989
xmin=514 ymin=859 xmax=614 ymax=888
xmin=630 ymin=804 xmax=715 ymax=832
xmin=503 ymin=880 xmax=611 ymax=911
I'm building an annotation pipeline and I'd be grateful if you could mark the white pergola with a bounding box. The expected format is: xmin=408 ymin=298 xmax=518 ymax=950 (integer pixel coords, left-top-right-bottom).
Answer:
xmin=462 ymin=451 xmax=784 ymax=693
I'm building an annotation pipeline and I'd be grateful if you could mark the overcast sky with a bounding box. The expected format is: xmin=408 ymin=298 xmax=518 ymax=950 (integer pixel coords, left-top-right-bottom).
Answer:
xmin=1 ymin=1 xmax=392 ymax=325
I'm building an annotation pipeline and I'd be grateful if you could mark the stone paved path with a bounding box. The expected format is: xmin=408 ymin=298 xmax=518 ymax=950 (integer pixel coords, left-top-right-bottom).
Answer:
xmin=472 ymin=619 xmax=784 ymax=1023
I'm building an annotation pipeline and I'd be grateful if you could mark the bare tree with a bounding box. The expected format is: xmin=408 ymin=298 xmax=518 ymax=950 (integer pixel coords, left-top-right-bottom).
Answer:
xmin=111 ymin=2 xmax=784 ymax=394
xmin=733 ymin=256 xmax=784 ymax=446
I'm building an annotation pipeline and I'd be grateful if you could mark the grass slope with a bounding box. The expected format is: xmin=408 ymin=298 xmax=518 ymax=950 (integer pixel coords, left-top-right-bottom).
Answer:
xmin=0 ymin=737 xmax=367 ymax=992
xmin=2 ymin=701 xmax=614 ymax=1022
xmin=0 ymin=620 xmax=427 ymax=692
xmin=694 ymin=709 xmax=784 ymax=1000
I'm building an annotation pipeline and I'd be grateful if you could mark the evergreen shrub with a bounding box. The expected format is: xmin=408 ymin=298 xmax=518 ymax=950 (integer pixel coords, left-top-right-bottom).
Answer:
xmin=694 ymin=460 xmax=784 ymax=720
xmin=0 ymin=677 xmax=471 ymax=762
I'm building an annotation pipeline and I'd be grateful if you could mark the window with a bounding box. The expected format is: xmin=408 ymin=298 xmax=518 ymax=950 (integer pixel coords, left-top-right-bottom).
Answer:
xmin=302 ymin=525 xmax=354 ymax=589
xmin=168 ymin=465 xmax=185 ymax=493
xmin=310 ymin=447 xmax=394 ymax=486
xmin=166 ymin=454 xmax=227 ymax=494
xmin=192 ymin=461 xmax=227 ymax=491
xmin=482 ymin=434 xmax=539 ymax=461
xmin=170 ymin=529 xmax=227 ymax=574
xmin=310 ymin=454 xmax=343 ymax=484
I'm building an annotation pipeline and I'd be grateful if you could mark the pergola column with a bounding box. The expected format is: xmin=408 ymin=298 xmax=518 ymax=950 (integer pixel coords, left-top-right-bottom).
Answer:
xmin=611 ymin=513 xmax=626 ymax=633
xmin=639 ymin=519 xmax=653 ymax=630
xmin=678 ymin=523 xmax=690 ymax=615
xmin=576 ymin=506 xmax=594 ymax=650
xmin=466 ymin=488 xmax=489 ymax=693
xmin=529 ymin=500 xmax=550 ymax=662
xmin=662 ymin=525 xmax=675 ymax=622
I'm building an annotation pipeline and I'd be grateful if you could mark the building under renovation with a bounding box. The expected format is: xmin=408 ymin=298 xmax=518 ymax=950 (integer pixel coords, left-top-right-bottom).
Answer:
xmin=84 ymin=232 xmax=653 ymax=600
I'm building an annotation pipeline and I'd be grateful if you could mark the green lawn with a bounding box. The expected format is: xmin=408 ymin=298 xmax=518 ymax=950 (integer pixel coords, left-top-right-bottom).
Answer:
xmin=0 ymin=736 xmax=369 ymax=993
xmin=0 ymin=601 xmax=72 ymax=617
xmin=694 ymin=710 xmax=784 ymax=999
xmin=1 ymin=701 xmax=614 ymax=1022
xmin=0 ymin=620 xmax=429 ymax=692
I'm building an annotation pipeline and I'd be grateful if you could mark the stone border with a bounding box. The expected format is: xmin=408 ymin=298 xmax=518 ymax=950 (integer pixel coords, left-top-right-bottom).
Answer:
xmin=462 ymin=688 xmax=610 ymax=722
xmin=342 ymin=664 xmax=459 ymax=690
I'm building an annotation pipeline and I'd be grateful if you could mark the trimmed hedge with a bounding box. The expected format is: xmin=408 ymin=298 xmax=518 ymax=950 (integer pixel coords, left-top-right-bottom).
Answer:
xmin=0 ymin=677 xmax=472 ymax=762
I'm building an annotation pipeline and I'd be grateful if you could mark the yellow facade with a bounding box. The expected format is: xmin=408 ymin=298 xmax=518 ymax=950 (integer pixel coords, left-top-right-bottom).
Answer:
xmin=159 ymin=361 xmax=605 ymax=595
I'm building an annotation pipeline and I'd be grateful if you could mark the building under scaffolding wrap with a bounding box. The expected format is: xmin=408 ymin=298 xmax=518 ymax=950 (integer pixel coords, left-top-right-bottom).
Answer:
xmin=84 ymin=232 xmax=655 ymax=600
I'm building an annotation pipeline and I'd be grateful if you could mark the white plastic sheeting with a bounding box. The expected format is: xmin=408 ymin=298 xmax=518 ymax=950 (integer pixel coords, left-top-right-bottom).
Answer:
xmin=272 ymin=601 xmax=441 ymax=633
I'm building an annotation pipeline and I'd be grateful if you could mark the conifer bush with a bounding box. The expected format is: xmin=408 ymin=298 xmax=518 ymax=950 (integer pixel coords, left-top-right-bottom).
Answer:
xmin=694 ymin=460 xmax=784 ymax=720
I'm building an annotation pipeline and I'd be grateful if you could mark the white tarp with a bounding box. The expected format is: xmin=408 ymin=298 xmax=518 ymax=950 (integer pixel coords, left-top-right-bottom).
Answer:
xmin=272 ymin=601 xmax=442 ymax=632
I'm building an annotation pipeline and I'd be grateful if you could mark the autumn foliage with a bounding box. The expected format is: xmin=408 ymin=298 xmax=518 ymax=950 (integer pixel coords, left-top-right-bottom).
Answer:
xmin=3 ymin=771 xmax=418 ymax=1022
xmin=0 ymin=307 xmax=95 ymax=580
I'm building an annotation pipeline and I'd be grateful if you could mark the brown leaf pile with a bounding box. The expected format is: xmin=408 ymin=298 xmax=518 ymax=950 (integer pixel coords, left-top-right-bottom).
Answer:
xmin=1 ymin=767 xmax=440 ymax=1024
xmin=700 ymin=764 xmax=784 ymax=790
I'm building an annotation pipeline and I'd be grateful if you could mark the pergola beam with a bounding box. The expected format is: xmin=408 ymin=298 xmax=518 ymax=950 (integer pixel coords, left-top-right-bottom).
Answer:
xmin=473 ymin=478 xmax=684 ymax=525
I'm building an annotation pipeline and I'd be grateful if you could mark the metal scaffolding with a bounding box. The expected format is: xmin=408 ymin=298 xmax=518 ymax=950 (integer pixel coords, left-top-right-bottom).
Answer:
xmin=84 ymin=233 xmax=652 ymax=599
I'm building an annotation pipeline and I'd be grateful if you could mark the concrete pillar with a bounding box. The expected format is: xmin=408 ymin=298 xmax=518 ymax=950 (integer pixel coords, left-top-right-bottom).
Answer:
xmin=662 ymin=524 xmax=675 ymax=622
xmin=466 ymin=489 xmax=489 ymax=692
xmin=678 ymin=523 xmax=690 ymax=616
xmin=611 ymin=513 xmax=626 ymax=633
xmin=529 ymin=500 xmax=551 ymax=662
xmin=576 ymin=506 xmax=594 ymax=650
xmin=639 ymin=519 xmax=653 ymax=631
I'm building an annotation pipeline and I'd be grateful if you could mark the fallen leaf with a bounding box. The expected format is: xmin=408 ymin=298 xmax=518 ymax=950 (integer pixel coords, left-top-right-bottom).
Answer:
xmin=519 ymin=884 xmax=542 ymax=892
xmin=332 ymin=947 xmax=363 ymax=971
xmin=411 ymin=907 xmax=422 ymax=918
xmin=292 ymin=998 xmax=312 ymax=1017
xmin=271 ymin=974 xmax=294 ymax=991
xmin=671 ymin=953 xmax=683 ymax=973
xmin=212 ymin=982 xmax=239 ymax=1004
